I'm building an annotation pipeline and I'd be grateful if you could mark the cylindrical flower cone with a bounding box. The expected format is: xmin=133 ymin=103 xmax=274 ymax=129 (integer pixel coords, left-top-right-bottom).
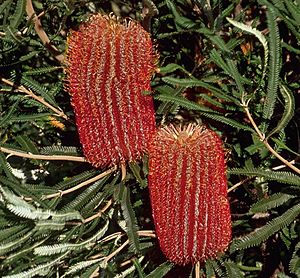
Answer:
xmin=148 ymin=123 xmax=231 ymax=265
xmin=66 ymin=14 xmax=156 ymax=167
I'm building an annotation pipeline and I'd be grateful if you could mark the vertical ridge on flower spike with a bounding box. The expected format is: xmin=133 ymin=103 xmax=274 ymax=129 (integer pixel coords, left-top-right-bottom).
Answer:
xmin=66 ymin=14 xmax=156 ymax=167
xmin=148 ymin=124 xmax=231 ymax=265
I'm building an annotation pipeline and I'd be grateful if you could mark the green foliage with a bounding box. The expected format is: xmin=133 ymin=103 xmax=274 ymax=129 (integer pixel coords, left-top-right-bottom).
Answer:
xmin=231 ymin=203 xmax=300 ymax=251
xmin=118 ymin=183 xmax=140 ymax=253
xmin=1 ymin=0 xmax=300 ymax=277
xmin=228 ymin=167 xmax=300 ymax=186
xmin=250 ymin=193 xmax=296 ymax=213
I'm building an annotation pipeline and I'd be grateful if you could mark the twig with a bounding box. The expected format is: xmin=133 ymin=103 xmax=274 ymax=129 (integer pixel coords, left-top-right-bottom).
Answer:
xmin=91 ymin=230 xmax=156 ymax=263
xmin=104 ymin=240 xmax=129 ymax=264
xmin=0 ymin=146 xmax=86 ymax=162
xmin=26 ymin=0 xmax=64 ymax=63
xmin=83 ymin=199 xmax=113 ymax=223
xmin=137 ymin=230 xmax=156 ymax=238
xmin=89 ymin=230 xmax=156 ymax=261
xmin=43 ymin=166 xmax=117 ymax=199
xmin=0 ymin=77 xmax=68 ymax=120
xmin=228 ymin=159 xmax=297 ymax=193
xmin=228 ymin=177 xmax=254 ymax=193
xmin=243 ymin=104 xmax=300 ymax=175
xmin=121 ymin=162 xmax=126 ymax=181
xmin=272 ymin=160 xmax=295 ymax=170
xmin=195 ymin=261 xmax=200 ymax=278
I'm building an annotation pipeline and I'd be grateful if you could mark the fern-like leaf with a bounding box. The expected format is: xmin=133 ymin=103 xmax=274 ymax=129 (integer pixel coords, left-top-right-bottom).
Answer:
xmin=144 ymin=261 xmax=174 ymax=278
xmin=24 ymin=66 xmax=62 ymax=76
xmin=162 ymin=75 xmax=240 ymax=103
xmin=15 ymin=135 xmax=39 ymax=154
xmin=35 ymin=220 xmax=66 ymax=231
xmin=62 ymin=257 xmax=107 ymax=277
xmin=231 ymin=202 xmax=300 ymax=251
xmin=201 ymin=112 xmax=253 ymax=131
xmin=54 ymin=170 xmax=98 ymax=190
xmin=250 ymin=193 xmax=295 ymax=213
xmin=159 ymin=63 xmax=193 ymax=76
xmin=0 ymin=230 xmax=34 ymax=255
xmin=0 ymin=99 xmax=20 ymax=127
xmin=165 ymin=0 xmax=197 ymax=29
xmin=223 ymin=261 xmax=244 ymax=278
xmin=20 ymin=75 xmax=57 ymax=106
xmin=129 ymin=161 xmax=147 ymax=188
xmin=9 ymin=0 xmax=25 ymax=30
xmin=228 ymin=167 xmax=300 ymax=186
xmin=7 ymin=204 xmax=83 ymax=221
xmin=120 ymin=184 xmax=140 ymax=253
xmin=289 ymin=241 xmax=300 ymax=276
xmin=40 ymin=145 xmax=81 ymax=156
xmin=60 ymin=174 xmax=110 ymax=212
xmin=261 ymin=7 xmax=281 ymax=132
xmin=226 ymin=17 xmax=268 ymax=84
xmin=154 ymin=92 xmax=215 ymax=113
xmin=34 ymin=220 xmax=109 ymax=255
xmin=10 ymin=113 xmax=52 ymax=123
xmin=2 ymin=252 xmax=68 ymax=278
xmin=267 ymin=84 xmax=295 ymax=138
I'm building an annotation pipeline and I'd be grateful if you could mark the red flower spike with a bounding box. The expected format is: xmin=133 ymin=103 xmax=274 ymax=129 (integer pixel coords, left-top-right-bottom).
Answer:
xmin=66 ymin=14 xmax=156 ymax=167
xmin=148 ymin=124 xmax=231 ymax=265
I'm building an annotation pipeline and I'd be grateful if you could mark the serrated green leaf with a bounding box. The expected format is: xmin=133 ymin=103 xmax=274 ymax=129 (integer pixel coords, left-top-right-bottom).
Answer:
xmin=250 ymin=193 xmax=295 ymax=213
xmin=159 ymin=63 xmax=192 ymax=75
xmin=201 ymin=112 xmax=253 ymax=131
xmin=129 ymin=161 xmax=147 ymax=188
xmin=120 ymin=184 xmax=140 ymax=253
xmin=0 ymin=230 xmax=34 ymax=255
xmin=62 ymin=258 xmax=106 ymax=277
xmin=9 ymin=0 xmax=25 ymax=29
xmin=34 ymin=220 xmax=109 ymax=255
xmin=267 ymin=84 xmax=295 ymax=137
xmin=226 ymin=17 xmax=268 ymax=84
xmin=145 ymin=261 xmax=174 ymax=278
xmin=223 ymin=261 xmax=244 ymax=278
xmin=24 ymin=66 xmax=62 ymax=76
xmin=228 ymin=167 xmax=300 ymax=186
xmin=2 ymin=252 xmax=68 ymax=278
xmin=0 ymin=99 xmax=20 ymax=127
xmin=15 ymin=135 xmax=39 ymax=154
xmin=7 ymin=204 xmax=83 ymax=221
xmin=231 ymin=203 xmax=300 ymax=251
xmin=289 ymin=241 xmax=300 ymax=275
xmin=261 ymin=7 xmax=281 ymax=131
xmin=10 ymin=113 xmax=53 ymax=123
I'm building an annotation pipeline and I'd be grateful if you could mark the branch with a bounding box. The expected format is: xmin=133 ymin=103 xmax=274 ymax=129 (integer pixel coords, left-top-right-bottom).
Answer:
xmin=228 ymin=159 xmax=297 ymax=193
xmin=227 ymin=177 xmax=254 ymax=193
xmin=243 ymin=103 xmax=300 ymax=175
xmin=121 ymin=162 xmax=126 ymax=181
xmin=43 ymin=166 xmax=117 ymax=199
xmin=90 ymin=230 xmax=156 ymax=261
xmin=26 ymin=0 xmax=64 ymax=63
xmin=83 ymin=199 xmax=113 ymax=223
xmin=0 ymin=146 xmax=86 ymax=162
xmin=0 ymin=77 xmax=68 ymax=120
xmin=104 ymin=240 xmax=129 ymax=264
xmin=195 ymin=261 xmax=201 ymax=278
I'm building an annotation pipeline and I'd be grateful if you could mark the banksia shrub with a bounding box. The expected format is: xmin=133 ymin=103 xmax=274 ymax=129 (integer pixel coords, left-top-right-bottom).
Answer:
xmin=148 ymin=124 xmax=231 ymax=265
xmin=66 ymin=14 xmax=156 ymax=167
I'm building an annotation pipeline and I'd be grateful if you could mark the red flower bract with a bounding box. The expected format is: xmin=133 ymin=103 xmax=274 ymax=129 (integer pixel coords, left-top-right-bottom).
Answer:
xmin=148 ymin=124 xmax=231 ymax=265
xmin=66 ymin=14 xmax=156 ymax=167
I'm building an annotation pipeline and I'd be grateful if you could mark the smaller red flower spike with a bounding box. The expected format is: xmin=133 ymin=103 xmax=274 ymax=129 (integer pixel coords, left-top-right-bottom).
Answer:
xmin=148 ymin=123 xmax=231 ymax=265
xmin=66 ymin=14 xmax=156 ymax=167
